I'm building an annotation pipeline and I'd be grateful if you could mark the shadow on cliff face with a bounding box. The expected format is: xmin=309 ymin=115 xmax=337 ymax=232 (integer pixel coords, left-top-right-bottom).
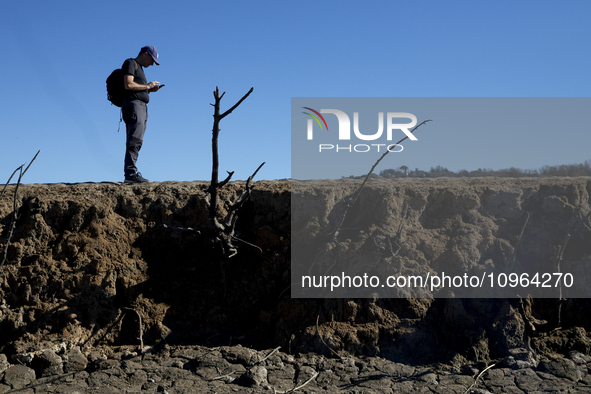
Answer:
xmin=130 ymin=195 xmax=293 ymax=349
xmin=0 ymin=182 xmax=299 ymax=357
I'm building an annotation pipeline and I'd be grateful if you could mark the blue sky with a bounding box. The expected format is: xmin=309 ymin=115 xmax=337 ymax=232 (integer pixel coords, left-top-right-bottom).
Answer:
xmin=291 ymin=97 xmax=591 ymax=179
xmin=1 ymin=1 xmax=590 ymax=183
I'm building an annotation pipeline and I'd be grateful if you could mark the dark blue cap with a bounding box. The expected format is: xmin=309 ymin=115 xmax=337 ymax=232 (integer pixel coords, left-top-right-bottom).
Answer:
xmin=141 ymin=45 xmax=159 ymax=65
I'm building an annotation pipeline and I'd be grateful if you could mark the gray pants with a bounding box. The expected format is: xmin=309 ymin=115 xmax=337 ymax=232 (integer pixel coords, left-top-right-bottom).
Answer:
xmin=122 ymin=100 xmax=148 ymax=177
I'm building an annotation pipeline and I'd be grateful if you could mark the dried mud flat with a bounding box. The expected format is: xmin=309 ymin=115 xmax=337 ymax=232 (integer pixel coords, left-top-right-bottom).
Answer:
xmin=2 ymin=178 xmax=591 ymax=393
xmin=2 ymin=344 xmax=591 ymax=393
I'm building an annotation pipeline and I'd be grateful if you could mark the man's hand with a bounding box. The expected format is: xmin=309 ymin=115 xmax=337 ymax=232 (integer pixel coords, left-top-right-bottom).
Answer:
xmin=147 ymin=81 xmax=163 ymax=93
xmin=124 ymin=75 xmax=162 ymax=92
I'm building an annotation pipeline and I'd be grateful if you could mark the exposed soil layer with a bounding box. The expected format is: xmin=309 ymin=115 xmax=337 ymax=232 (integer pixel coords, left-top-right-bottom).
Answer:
xmin=1 ymin=178 xmax=591 ymax=392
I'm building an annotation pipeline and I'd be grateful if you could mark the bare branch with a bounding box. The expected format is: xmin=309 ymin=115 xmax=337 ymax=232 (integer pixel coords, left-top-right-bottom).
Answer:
xmin=333 ymin=120 xmax=431 ymax=241
xmin=22 ymin=150 xmax=40 ymax=177
xmin=350 ymin=120 xmax=431 ymax=206
xmin=218 ymin=171 xmax=235 ymax=189
xmin=307 ymin=120 xmax=431 ymax=274
xmin=223 ymin=163 xmax=266 ymax=229
xmin=0 ymin=167 xmax=22 ymax=202
xmin=231 ymin=235 xmax=263 ymax=253
xmin=220 ymin=87 xmax=254 ymax=119
xmin=0 ymin=168 xmax=22 ymax=272
xmin=209 ymin=87 xmax=254 ymax=220
xmin=0 ymin=151 xmax=40 ymax=273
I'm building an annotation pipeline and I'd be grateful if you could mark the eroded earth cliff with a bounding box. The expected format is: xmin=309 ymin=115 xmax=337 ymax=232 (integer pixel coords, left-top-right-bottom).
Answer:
xmin=1 ymin=178 xmax=591 ymax=392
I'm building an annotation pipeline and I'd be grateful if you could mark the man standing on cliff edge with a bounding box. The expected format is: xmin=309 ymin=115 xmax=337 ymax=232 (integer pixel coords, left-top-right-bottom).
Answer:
xmin=121 ymin=45 xmax=163 ymax=183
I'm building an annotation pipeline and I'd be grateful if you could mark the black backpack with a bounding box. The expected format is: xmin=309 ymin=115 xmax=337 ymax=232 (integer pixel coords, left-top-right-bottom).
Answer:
xmin=106 ymin=59 xmax=137 ymax=107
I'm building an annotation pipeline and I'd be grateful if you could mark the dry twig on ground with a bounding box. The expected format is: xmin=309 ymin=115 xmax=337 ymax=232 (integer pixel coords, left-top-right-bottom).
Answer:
xmin=463 ymin=361 xmax=499 ymax=394
xmin=273 ymin=371 xmax=319 ymax=393
xmin=251 ymin=346 xmax=281 ymax=366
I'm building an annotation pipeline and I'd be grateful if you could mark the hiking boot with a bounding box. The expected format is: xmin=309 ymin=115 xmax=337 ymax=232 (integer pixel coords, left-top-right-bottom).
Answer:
xmin=124 ymin=172 xmax=150 ymax=183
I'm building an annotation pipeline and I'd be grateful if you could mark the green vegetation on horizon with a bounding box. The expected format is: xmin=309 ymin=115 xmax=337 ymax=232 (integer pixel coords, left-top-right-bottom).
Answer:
xmin=345 ymin=161 xmax=591 ymax=179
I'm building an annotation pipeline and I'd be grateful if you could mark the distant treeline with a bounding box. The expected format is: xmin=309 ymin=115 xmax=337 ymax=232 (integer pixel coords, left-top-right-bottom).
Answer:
xmin=345 ymin=161 xmax=591 ymax=179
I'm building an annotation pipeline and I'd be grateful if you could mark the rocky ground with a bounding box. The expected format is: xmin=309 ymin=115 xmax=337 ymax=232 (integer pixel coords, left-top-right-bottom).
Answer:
xmin=1 ymin=178 xmax=591 ymax=393
xmin=2 ymin=344 xmax=591 ymax=393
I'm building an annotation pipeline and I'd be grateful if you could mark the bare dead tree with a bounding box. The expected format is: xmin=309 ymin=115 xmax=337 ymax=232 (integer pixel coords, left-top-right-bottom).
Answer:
xmin=207 ymin=87 xmax=264 ymax=257
xmin=307 ymin=120 xmax=432 ymax=275
xmin=0 ymin=150 xmax=40 ymax=273
xmin=327 ymin=120 xmax=431 ymax=246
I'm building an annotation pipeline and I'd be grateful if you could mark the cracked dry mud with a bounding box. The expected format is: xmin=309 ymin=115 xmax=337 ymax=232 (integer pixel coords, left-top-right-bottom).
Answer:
xmin=2 ymin=344 xmax=591 ymax=393
xmin=1 ymin=178 xmax=591 ymax=392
